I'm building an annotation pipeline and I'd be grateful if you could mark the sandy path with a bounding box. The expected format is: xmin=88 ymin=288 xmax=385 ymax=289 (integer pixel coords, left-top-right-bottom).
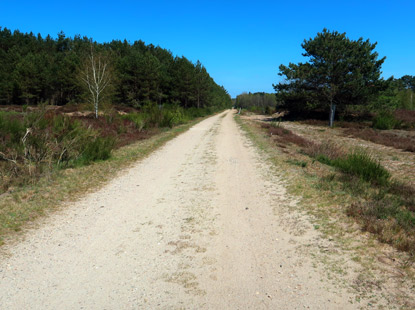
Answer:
xmin=0 ymin=111 xmax=356 ymax=309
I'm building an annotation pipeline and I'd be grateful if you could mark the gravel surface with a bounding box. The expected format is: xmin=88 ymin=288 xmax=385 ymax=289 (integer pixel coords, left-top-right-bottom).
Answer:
xmin=0 ymin=111 xmax=356 ymax=309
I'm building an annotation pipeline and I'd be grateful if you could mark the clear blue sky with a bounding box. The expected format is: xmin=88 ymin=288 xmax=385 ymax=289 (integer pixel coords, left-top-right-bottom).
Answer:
xmin=1 ymin=0 xmax=414 ymax=97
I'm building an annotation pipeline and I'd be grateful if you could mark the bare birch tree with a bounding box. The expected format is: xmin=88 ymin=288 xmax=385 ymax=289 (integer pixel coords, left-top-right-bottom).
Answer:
xmin=81 ymin=47 xmax=111 ymax=118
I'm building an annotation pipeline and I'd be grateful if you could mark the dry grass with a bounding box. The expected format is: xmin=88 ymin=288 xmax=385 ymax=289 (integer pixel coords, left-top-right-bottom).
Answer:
xmin=74 ymin=114 xmax=157 ymax=148
xmin=261 ymin=123 xmax=313 ymax=148
xmin=237 ymin=115 xmax=415 ymax=308
xmin=343 ymin=128 xmax=415 ymax=152
xmin=262 ymin=122 xmax=343 ymax=166
xmin=347 ymin=197 xmax=415 ymax=254
xmin=302 ymin=141 xmax=345 ymax=160
xmin=258 ymin=118 xmax=415 ymax=257
xmin=300 ymin=119 xmax=368 ymax=129
xmin=299 ymin=109 xmax=415 ymax=130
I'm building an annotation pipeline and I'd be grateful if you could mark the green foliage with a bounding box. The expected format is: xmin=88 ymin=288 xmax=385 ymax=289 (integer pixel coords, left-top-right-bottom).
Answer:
xmin=372 ymin=111 xmax=399 ymax=130
xmin=274 ymin=29 xmax=386 ymax=119
xmin=347 ymin=184 xmax=415 ymax=254
xmin=0 ymin=111 xmax=25 ymax=147
xmin=371 ymin=77 xmax=415 ymax=111
xmin=0 ymin=110 xmax=117 ymax=192
xmin=331 ymin=150 xmax=390 ymax=185
xmin=315 ymin=154 xmax=332 ymax=165
xmin=122 ymin=105 xmax=217 ymax=130
xmin=264 ymin=106 xmax=273 ymax=115
xmin=75 ymin=136 xmax=115 ymax=165
xmin=0 ymin=27 xmax=232 ymax=110
xmin=162 ymin=107 xmax=187 ymax=128
xmin=122 ymin=113 xmax=147 ymax=131
xmin=401 ymin=75 xmax=415 ymax=91
xmin=287 ymin=159 xmax=307 ymax=167
xmin=235 ymin=92 xmax=277 ymax=113
xmin=305 ymin=140 xmax=390 ymax=185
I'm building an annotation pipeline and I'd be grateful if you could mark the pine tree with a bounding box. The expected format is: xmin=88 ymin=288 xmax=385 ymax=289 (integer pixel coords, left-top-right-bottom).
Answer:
xmin=274 ymin=29 xmax=386 ymax=126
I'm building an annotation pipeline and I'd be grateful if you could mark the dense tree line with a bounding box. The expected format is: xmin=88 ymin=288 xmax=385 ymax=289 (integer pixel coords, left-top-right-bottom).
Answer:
xmin=235 ymin=92 xmax=277 ymax=113
xmin=0 ymin=27 xmax=231 ymax=109
xmin=273 ymin=29 xmax=415 ymax=122
xmin=374 ymin=75 xmax=415 ymax=111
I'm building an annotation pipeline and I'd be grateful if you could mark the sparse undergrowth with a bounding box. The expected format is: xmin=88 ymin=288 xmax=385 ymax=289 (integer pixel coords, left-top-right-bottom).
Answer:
xmin=299 ymin=116 xmax=415 ymax=153
xmin=260 ymin=121 xmax=415 ymax=257
xmin=0 ymin=109 xmax=116 ymax=193
xmin=372 ymin=111 xmax=400 ymax=130
xmin=343 ymin=127 xmax=415 ymax=153
xmin=0 ymin=111 xmax=212 ymax=245
xmin=0 ymin=105 xmax=221 ymax=194
xmin=237 ymin=115 xmax=415 ymax=308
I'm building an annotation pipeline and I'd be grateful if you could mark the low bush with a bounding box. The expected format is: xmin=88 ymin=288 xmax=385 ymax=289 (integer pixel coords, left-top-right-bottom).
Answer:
xmin=259 ymin=120 xmax=414 ymax=255
xmin=136 ymin=104 xmax=215 ymax=129
xmin=75 ymin=136 xmax=115 ymax=165
xmin=300 ymin=119 xmax=368 ymax=129
xmin=263 ymin=123 xmax=390 ymax=186
xmin=261 ymin=123 xmax=312 ymax=148
xmin=287 ymin=159 xmax=307 ymax=167
xmin=331 ymin=150 xmax=390 ymax=185
xmin=121 ymin=113 xmax=147 ymax=131
xmin=372 ymin=111 xmax=399 ymax=130
xmin=347 ymin=193 xmax=415 ymax=255
xmin=0 ymin=110 xmax=117 ymax=193
xmin=1 ymin=104 xmax=222 ymax=194
xmin=301 ymin=140 xmax=389 ymax=185
xmin=343 ymin=128 xmax=415 ymax=153
xmin=394 ymin=109 xmax=415 ymax=129
xmin=248 ymin=106 xmax=263 ymax=114
xmin=0 ymin=111 xmax=26 ymax=147
xmin=264 ymin=106 xmax=275 ymax=115
xmin=161 ymin=106 xmax=188 ymax=128
xmin=303 ymin=141 xmax=345 ymax=161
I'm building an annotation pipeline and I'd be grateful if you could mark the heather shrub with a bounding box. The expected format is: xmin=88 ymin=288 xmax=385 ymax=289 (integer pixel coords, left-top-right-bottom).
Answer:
xmin=331 ymin=150 xmax=390 ymax=185
xmin=372 ymin=111 xmax=399 ymax=130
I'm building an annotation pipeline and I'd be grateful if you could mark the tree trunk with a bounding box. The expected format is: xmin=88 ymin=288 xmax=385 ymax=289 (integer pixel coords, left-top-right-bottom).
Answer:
xmin=329 ymin=101 xmax=336 ymax=128
xmin=95 ymin=95 xmax=99 ymax=119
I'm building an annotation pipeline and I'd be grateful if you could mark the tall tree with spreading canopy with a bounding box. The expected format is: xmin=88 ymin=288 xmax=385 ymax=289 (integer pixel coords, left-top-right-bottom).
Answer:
xmin=274 ymin=29 xmax=386 ymax=126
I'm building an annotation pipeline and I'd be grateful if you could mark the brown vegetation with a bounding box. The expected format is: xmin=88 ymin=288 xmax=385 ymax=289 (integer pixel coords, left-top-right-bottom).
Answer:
xmin=343 ymin=128 xmax=415 ymax=152
xmin=258 ymin=119 xmax=415 ymax=257
xmin=347 ymin=190 xmax=415 ymax=254
xmin=299 ymin=119 xmax=368 ymax=129
xmin=261 ymin=123 xmax=312 ymax=148
xmin=261 ymin=123 xmax=346 ymax=161
xmin=73 ymin=115 xmax=156 ymax=148
xmin=394 ymin=109 xmax=415 ymax=127
xmin=0 ymin=104 xmax=208 ymax=195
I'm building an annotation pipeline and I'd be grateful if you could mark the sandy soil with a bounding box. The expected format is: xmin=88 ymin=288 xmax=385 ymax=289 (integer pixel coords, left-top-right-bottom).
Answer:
xmin=0 ymin=111 xmax=361 ymax=309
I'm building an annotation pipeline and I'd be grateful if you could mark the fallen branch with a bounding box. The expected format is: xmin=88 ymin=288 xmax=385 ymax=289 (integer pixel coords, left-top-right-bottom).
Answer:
xmin=0 ymin=151 xmax=17 ymax=165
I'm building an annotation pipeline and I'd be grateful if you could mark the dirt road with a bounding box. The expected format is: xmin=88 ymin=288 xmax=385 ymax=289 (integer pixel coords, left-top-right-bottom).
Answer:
xmin=0 ymin=111 xmax=356 ymax=309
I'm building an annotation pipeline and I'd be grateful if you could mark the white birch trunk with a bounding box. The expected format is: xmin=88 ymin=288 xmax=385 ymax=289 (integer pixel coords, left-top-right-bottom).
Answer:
xmin=81 ymin=47 xmax=110 ymax=119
